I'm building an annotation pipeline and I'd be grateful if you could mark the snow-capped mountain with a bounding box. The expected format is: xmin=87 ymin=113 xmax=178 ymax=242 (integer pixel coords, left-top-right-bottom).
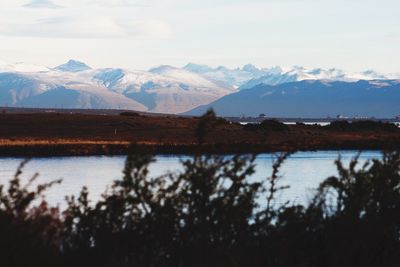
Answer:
xmin=184 ymin=80 xmax=400 ymax=118
xmin=0 ymin=59 xmax=398 ymax=114
xmin=0 ymin=60 xmax=50 ymax=73
xmin=239 ymin=66 xmax=400 ymax=90
xmin=184 ymin=63 xmax=399 ymax=89
xmin=183 ymin=63 xmax=267 ymax=88
xmin=0 ymin=60 xmax=233 ymax=113
xmin=0 ymin=73 xmax=48 ymax=106
xmin=0 ymin=71 xmax=147 ymax=110
xmin=94 ymin=65 xmax=233 ymax=113
xmin=54 ymin=60 xmax=92 ymax=72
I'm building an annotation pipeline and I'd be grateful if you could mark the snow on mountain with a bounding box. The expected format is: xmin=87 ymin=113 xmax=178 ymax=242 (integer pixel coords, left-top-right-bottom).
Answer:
xmin=0 ymin=61 xmax=50 ymax=73
xmin=149 ymin=65 xmax=225 ymax=88
xmin=94 ymin=65 xmax=234 ymax=113
xmin=0 ymin=70 xmax=147 ymax=110
xmin=0 ymin=60 xmax=232 ymax=113
xmin=0 ymin=73 xmax=50 ymax=106
xmin=0 ymin=59 xmax=399 ymax=114
xmin=183 ymin=63 xmax=400 ymax=90
xmin=183 ymin=63 xmax=214 ymax=73
xmin=185 ymin=63 xmax=344 ymax=89
xmin=183 ymin=63 xmax=266 ymax=88
xmin=54 ymin=60 xmax=92 ymax=72
xmin=238 ymin=66 xmax=397 ymax=90
xmin=349 ymin=70 xmax=388 ymax=81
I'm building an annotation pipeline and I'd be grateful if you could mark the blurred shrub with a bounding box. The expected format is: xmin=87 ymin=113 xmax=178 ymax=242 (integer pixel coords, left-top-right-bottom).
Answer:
xmin=2 ymin=150 xmax=400 ymax=266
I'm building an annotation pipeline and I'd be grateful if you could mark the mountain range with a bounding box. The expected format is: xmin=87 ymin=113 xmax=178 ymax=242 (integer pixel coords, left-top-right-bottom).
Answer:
xmin=183 ymin=63 xmax=398 ymax=89
xmin=184 ymin=80 xmax=400 ymax=118
xmin=0 ymin=59 xmax=399 ymax=117
xmin=0 ymin=60 xmax=232 ymax=113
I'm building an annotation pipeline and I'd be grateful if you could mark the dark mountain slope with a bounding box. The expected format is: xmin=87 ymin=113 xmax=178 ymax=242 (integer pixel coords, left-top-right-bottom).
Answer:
xmin=183 ymin=80 xmax=400 ymax=118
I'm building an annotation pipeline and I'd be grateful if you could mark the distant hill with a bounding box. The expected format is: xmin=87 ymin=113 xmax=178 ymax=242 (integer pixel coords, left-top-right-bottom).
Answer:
xmin=0 ymin=60 xmax=232 ymax=113
xmin=183 ymin=80 xmax=400 ymax=118
xmin=1 ymin=59 xmax=400 ymax=115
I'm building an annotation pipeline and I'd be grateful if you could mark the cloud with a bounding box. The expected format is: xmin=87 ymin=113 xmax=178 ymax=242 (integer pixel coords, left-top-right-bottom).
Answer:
xmin=0 ymin=16 xmax=173 ymax=39
xmin=125 ymin=20 xmax=173 ymax=38
xmin=384 ymin=32 xmax=400 ymax=42
xmin=23 ymin=0 xmax=62 ymax=8
xmin=87 ymin=0 xmax=151 ymax=7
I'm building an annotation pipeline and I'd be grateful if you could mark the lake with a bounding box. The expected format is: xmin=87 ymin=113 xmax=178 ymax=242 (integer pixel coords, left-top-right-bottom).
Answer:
xmin=0 ymin=150 xmax=382 ymax=208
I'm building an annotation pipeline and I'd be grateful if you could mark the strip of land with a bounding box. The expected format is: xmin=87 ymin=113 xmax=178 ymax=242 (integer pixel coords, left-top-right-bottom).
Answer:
xmin=0 ymin=112 xmax=399 ymax=156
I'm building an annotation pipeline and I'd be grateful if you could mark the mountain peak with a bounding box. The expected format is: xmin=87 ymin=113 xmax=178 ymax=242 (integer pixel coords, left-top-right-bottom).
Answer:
xmin=216 ymin=66 xmax=229 ymax=71
xmin=241 ymin=64 xmax=259 ymax=72
xmin=55 ymin=60 xmax=91 ymax=72
xmin=149 ymin=65 xmax=180 ymax=74
xmin=183 ymin=63 xmax=213 ymax=73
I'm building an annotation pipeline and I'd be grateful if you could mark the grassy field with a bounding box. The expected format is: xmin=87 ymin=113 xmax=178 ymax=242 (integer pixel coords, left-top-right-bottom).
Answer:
xmin=0 ymin=112 xmax=399 ymax=156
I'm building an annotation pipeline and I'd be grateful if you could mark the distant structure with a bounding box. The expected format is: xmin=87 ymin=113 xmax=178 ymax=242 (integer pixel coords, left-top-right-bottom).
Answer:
xmin=337 ymin=114 xmax=347 ymax=119
xmin=258 ymin=113 xmax=266 ymax=118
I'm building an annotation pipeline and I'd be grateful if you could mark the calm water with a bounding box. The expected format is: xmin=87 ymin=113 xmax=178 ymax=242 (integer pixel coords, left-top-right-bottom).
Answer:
xmin=0 ymin=151 xmax=382 ymax=208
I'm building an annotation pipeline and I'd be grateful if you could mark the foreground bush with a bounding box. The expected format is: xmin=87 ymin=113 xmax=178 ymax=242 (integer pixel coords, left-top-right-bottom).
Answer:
xmin=1 ymin=150 xmax=400 ymax=266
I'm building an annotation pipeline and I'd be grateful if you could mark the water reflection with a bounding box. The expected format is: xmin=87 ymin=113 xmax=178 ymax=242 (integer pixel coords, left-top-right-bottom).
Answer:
xmin=0 ymin=151 xmax=381 ymax=208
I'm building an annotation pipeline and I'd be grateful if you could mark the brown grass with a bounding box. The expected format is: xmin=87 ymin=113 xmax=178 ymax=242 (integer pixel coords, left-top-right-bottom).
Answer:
xmin=0 ymin=113 xmax=399 ymax=156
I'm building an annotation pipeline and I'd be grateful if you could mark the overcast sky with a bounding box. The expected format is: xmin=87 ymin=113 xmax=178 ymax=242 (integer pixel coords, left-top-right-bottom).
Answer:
xmin=0 ymin=0 xmax=399 ymax=72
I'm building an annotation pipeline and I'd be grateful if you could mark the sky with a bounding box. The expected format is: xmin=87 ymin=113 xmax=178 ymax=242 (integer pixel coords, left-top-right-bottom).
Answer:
xmin=0 ymin=0 xmax=399 ymax=72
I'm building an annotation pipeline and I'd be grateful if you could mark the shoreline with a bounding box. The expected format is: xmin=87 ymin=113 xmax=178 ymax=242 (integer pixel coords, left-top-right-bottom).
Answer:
xmin=0 ymin=140 xmax=398 ymax=157
xmin=0 ymin=113 xmax=399 ymax=157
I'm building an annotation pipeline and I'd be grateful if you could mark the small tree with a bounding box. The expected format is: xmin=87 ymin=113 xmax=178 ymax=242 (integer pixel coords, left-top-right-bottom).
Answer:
xmin=195 ymin=109 xmax=218 ymax=144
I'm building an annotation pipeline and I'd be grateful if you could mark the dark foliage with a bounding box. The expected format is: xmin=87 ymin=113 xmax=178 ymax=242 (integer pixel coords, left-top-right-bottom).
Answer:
xmin=0 ymin=160 xmax=63 ymax=266
xmin=325 ymin=120 xmax=398 ymax=131
xmin=119 ymin=112 xmax=141 ymax=117
xmin=2 ymin=150 xmax=400 ymax=266
xmin=196 ymin=109 xmax=229 ymax=143
xmin=243 ymin=119 xmax=289 ymax=132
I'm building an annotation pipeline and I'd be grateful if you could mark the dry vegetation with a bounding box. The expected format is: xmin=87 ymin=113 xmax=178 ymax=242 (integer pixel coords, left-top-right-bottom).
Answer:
xmin=0 ymin=112 xmax=399 ymax=156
